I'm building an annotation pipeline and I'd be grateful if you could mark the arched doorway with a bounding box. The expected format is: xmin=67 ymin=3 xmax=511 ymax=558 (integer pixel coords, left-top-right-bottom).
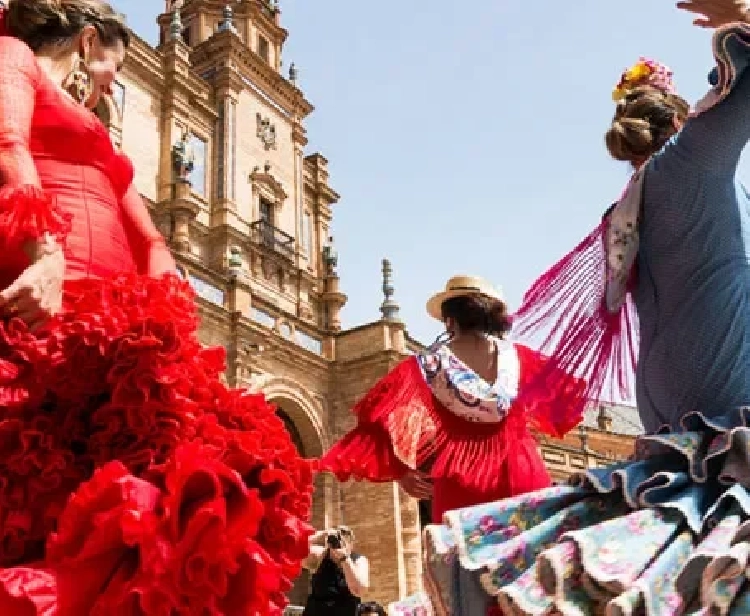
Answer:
xmin=278 ymin=409 xmax=305 ymax=456
xmin=272 ymin=399 xmax=322 ymax=609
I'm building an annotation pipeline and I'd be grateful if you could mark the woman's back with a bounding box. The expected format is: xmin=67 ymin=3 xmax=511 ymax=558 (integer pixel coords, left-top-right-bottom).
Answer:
xmin=636 ymin=65 xmax=750 ymax=431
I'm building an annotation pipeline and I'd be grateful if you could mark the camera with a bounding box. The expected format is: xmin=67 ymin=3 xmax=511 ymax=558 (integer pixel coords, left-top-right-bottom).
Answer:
xmin=326 ymin=531 xmax=342 ymax=549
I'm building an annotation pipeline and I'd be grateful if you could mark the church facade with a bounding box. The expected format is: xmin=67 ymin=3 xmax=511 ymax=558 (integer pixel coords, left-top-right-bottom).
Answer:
xmin=109 ymin=1 xmax=642 ymax=607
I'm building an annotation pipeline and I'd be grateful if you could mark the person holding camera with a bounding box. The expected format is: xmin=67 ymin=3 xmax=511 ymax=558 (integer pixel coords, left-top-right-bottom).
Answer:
xmin=301 ymin=526 xmax=370 ymax=616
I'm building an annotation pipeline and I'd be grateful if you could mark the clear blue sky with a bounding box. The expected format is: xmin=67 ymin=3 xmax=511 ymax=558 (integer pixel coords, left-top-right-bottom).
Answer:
xmin=116 ymin=1 xmax=749 ymax=345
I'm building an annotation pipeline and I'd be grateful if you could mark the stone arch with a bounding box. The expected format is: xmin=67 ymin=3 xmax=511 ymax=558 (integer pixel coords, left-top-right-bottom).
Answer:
xmin=261 ymin=377 xmax=328 ymax=609
xmin=261 ymin=376 xmax=329 ymax=457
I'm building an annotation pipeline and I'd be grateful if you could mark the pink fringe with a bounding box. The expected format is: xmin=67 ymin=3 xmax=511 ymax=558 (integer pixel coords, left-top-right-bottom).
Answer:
xmin=511 ymin=221 xmax=638 ymax=418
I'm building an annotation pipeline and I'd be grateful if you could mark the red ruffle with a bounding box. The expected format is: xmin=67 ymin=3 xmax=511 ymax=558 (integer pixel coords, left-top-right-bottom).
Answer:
xmin=0 ymin=185 xmax=72 ymax=250
xmin=319 ymin=357 xmax=537 ymax=497
xmin=0 ymin=273 xmax=313 ymax=615
xmin=515 ymin=344 xmax=586 ymax=437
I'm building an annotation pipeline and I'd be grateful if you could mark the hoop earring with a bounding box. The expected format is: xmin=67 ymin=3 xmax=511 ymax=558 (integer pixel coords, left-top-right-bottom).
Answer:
xmin=63 ymin=54 xmax=93 ymax=105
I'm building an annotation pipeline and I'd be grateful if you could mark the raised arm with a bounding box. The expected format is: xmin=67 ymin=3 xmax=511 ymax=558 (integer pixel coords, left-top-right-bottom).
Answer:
xmin=670 ymin=12 xmax=750 ymax=173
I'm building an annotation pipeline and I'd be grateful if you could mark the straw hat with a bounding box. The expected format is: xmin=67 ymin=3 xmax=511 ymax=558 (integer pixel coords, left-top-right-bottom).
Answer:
xmin=425 ymin=275 xmax=505 ymax=321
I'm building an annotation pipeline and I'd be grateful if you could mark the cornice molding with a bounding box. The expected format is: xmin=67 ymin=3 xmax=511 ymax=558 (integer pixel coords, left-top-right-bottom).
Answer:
xmin=190 ymin=31 xmax=313 ymax=119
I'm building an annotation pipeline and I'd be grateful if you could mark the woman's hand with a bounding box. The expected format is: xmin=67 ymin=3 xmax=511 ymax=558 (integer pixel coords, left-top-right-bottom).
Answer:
xmin=398 ymin=470 xmax=433 ymax=500
xmin=0 ymin=234 xmax=64 ymax=330
xmin=676 ymin=0 xmax=749 ymax=28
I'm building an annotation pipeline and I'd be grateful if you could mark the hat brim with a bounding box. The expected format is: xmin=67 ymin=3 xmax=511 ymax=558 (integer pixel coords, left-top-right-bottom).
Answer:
xmin=425 ymin=289 xmax=505 ymax=322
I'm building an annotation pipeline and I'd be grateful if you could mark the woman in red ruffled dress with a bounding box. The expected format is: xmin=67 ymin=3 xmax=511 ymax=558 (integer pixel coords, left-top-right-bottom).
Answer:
xmin=319 ymin=275 xmax=583 ymax=524
xmin=0 ymin=1 xmax=313 ymax=614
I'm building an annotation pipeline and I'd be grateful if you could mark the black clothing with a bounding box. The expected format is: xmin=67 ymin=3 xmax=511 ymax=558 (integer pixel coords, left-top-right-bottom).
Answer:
xmin=302 ymin=553 xmax=362 ymax=616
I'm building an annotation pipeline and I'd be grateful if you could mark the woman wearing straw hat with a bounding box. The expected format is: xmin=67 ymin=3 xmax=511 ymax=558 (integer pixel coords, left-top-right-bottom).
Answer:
xmin=414 ymin=4 xmax=750 ymax=615
xmin=318 ymin=274 xmax=583 ymax=528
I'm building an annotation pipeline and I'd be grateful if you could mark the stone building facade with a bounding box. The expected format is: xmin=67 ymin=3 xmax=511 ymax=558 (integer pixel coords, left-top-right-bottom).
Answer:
xmin=109 ymin=0 xmax=643 ymax=607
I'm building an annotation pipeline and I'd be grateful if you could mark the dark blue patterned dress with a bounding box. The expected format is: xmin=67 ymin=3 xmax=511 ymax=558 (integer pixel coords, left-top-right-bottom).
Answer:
xmin=407 ymin=24 xmax=750 ymax=616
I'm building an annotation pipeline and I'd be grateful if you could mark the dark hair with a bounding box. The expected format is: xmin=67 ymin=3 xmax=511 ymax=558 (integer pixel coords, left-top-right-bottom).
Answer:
xmin=605 ymin=85 xmax=690 ymax=166
xmin=357 ymin=602 xmax=386 ymax=616
xmin=441 ymin=295 xmax=511 ymax=337
xmin=6 ymin=0 xmax=130 ymax=52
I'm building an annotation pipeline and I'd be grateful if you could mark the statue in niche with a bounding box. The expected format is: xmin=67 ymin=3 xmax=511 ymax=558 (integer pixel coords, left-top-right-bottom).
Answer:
xmin=227 ymin=246 xmax=243 ymax=278
xmin=322 ymin=236 xmax=338 ymax=275
xmin=171 ymin=129 xmax=195 ymax=182
xmin=256 ymin=113 xmax=277 ymax=150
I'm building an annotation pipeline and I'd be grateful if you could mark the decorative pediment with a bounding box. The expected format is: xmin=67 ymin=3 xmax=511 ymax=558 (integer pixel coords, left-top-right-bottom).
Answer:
xmin=250 ymin=163 xmax=287 ymax=202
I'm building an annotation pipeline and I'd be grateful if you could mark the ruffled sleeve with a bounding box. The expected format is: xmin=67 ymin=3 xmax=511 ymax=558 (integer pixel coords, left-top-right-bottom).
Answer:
xmin=319 ymin=356 xmax=438 ymax=481
xmin=678 ymin=22 xmax=750 ymax=172
xmin=0 ymin=37 xmax=70 ymax=251
xmin=515 ymin=344 xmax=585 ymax=437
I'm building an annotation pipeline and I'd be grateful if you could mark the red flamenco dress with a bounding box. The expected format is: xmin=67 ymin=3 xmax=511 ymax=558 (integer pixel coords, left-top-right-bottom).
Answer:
xmin=319 ymin=338 xmax=583 ymax=522
xmin=0 ymin=33 xmax=313 ymax=616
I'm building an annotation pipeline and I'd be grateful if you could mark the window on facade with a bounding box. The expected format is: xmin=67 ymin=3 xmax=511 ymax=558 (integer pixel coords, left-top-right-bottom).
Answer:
xmin=257 ymin=35 xmax=270 ymax=62
xmin=188 ymin=134 xmax=207 ymax=197
xmin=259 ymin=198 xmax=274 ymax=249
xmin=215 ymin=103 xmax=225 ymax=200
xmin=93 ymin=97 xmax=122 ymax=148
xmin=259 ymin=198 xmax=273 ymax=224
xmin=300 ymin=210 xmax=312 ymax=256
xmin=111 ymin=81 xmax=125 ymax=117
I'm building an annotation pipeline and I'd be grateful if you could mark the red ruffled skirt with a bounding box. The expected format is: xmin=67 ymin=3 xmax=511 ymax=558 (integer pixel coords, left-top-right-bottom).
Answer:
xmin=0 ymin=274 xmax=313 ymax=615
xmin=318 ymin=358 xmax=552 ymax=521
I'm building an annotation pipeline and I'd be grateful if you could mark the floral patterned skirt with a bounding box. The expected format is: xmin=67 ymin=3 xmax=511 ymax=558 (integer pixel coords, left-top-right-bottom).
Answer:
xmin=413 ymin=409 xmax=750 ymax=615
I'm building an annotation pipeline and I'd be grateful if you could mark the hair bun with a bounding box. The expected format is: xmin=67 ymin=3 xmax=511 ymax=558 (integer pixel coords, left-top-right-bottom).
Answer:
xmin=604 ymin=86 xmax=690 ymax=165
xmin=485 ymin=298 xmax=510 ymax=336
xmin=606 ymin=116 xmax=654 ymax=162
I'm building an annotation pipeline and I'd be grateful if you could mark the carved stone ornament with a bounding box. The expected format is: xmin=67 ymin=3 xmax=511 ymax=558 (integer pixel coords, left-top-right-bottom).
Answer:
xmin=171 ymin=129 xmax=195 ymax=181
xmin=256 ymin=113 xmax=277 ymax=150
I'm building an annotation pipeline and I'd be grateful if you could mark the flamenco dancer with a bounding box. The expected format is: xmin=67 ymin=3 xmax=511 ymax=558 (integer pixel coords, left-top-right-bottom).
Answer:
xmin=417 ymin=1 xmax=750 ymax=614
xmin=318 ymin=275 xmax=583 ymax=613
xmin=0 ymin=1 xmax=312 ymax=614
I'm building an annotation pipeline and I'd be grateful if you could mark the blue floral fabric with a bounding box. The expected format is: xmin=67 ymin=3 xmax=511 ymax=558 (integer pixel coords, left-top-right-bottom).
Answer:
xmin=418 ymin=409 xmax=750 ymax=615
xmin=388 ymin=23 xmax=750 ymax=616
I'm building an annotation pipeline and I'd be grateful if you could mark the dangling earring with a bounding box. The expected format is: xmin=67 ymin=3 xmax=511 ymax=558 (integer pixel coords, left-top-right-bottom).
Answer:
xmin=429 ymin=330 xmax=452 ymax=351
xmin=63 ymin=53 xmax=93 ymax=105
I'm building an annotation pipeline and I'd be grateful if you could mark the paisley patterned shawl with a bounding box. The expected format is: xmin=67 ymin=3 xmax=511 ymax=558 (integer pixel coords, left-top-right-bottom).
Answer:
xmin=417 ymin=339 xmax=520 ymax=424
xmin=510 ymin=22 xmax=750 ymax=418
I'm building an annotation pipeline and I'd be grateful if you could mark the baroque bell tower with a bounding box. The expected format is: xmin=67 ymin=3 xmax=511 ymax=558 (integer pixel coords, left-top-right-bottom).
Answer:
xmin=152 ymin=0 xmax=343 ymax=388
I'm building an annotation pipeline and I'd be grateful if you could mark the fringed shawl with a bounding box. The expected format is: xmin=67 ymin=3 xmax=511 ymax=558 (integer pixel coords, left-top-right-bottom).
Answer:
xmin=511 ymin=22 xmax=750 ymax=419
